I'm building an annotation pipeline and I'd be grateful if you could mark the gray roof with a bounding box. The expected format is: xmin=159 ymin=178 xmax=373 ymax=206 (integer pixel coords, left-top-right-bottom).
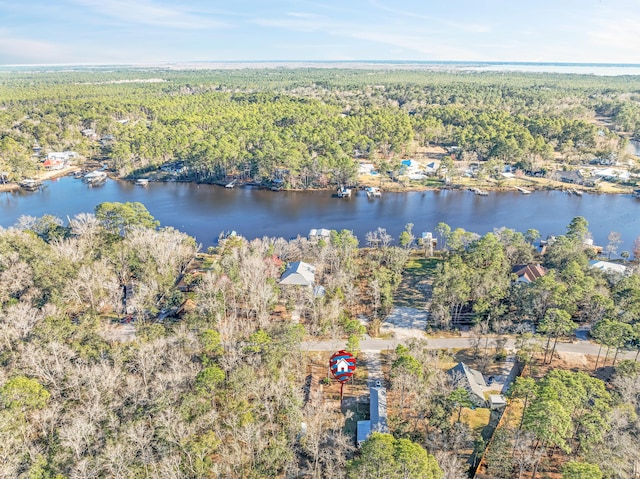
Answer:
xmin=448 ymin=362 xmax=487 ymax=405
xmin=279 ymin=261 xmax=316 ymax=286
xmin=370 ymin=387 xmax=389 ymax=433
xmin=309 ymin=228 xmax=331 ymax=238
xmin=357 ymin=420 xmax=371 ymax=445
xmin=356 ymin=387 xmax=389 ymax=446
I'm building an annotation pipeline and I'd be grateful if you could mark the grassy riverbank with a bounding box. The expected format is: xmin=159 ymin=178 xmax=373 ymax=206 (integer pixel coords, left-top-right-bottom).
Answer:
xmin=0 ymin=165 xmax=81 ymax=193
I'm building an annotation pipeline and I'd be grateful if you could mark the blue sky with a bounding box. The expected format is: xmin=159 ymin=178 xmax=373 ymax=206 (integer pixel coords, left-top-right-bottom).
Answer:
xmin=1 ymin=0 xmax=639 ymax=65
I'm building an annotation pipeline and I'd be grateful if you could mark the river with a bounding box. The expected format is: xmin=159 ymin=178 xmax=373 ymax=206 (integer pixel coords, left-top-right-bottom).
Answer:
xmin=1 ymin=176 xmax=639 ymax=249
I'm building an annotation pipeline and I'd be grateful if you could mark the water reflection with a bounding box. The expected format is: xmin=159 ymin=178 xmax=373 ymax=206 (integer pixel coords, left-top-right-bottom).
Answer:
xmin=1 ymin=176 xmax=639 ymax=248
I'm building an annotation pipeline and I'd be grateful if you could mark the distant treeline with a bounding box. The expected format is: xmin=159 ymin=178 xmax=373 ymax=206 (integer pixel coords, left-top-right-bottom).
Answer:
xmin=1 ymin=68 xmax=639 ymax=185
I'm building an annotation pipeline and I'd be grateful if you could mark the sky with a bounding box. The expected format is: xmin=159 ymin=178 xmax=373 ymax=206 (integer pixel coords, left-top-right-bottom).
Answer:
xmin=1 ymin=0 xmax=640 ymax=65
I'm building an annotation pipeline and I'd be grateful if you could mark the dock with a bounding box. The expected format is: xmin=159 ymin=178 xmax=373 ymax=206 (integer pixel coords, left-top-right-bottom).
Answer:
xmin=19 ymin=179 xmax=41 ymax=191
xmin=84 ymin=170 xmax=107 ymax=186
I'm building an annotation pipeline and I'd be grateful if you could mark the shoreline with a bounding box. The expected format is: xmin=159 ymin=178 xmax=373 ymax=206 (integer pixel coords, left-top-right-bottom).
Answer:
xmin=2 ymin=167 xmax=635 ymax=197
xmin=0 ymin=165 xmax=82 ymax=193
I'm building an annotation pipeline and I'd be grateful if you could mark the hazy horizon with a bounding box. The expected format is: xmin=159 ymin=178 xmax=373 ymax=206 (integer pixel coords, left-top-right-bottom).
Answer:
xmin=2 ymin=1 xmax=640 ymax=65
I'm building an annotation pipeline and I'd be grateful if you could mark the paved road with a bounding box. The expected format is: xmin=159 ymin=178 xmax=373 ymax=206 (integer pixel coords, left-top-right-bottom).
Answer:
xmin=301 ymin=336 xmax=638 ymax=360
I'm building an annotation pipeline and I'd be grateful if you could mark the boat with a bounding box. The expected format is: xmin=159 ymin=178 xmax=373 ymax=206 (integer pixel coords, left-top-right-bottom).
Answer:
xmin=19 ymin=179 xmax=41 ymax=191
xmin=470 ymin=187 xmax=488 ymax=196
xmin=225 ymin=180 xmax=236 ymax=188
xmin=136 ymin=178 xmax=150 ymax=187
xmin=337 ymin=186 xmax=352 ymax=198
xmin=516 ymin=187 xmax=531 ymax=194
xmin=366 ymin=186 xmax=382 ymax=198
xmin=84 ymin=170 xmax=107 ymax=186
xmin=572 ymin=188 xmax=583 ymax=196
xmin=633 ymin=189 xmax=640 ymax=199
xmin=270 ymin=178 xmax=284 ymax=191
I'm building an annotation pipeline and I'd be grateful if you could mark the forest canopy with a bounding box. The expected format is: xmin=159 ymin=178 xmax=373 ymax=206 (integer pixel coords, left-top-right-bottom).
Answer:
xmin=1 ymin=67 xmax=639 ymax=185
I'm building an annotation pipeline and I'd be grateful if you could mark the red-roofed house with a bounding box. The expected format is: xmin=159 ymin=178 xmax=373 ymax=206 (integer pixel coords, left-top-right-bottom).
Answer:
xmin=511 ymin=264 xmax=546 ymax=284
xmin=43 ymin=158 xmax=65 ymax=170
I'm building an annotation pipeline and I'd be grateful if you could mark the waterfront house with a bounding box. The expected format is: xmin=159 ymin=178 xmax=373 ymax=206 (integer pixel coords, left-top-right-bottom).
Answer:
xmin=589 ymin=260 xmax=630 ymax=277
xmin=554 ymin=170 xmax=585 ymax=184
xmin=279 ymin=261 xmax=316 ymax=287
xmin=448 ymin=362 xmax=487 ymax=407
xmin=593 ymin=168 xmax=631 ymax=182
xmin=308 ymin=228 xmax=331 ymax=241
xmin=358 ymin=163 xmax=375 ymax=175
xmin=401 ymin=159 xmax=419 ymax=169
xmin=46 ymin=151 xmax=76 ymax=161
xmin=424 ymin=161 xmax=439 ymax=176
xmin=43 ymin=158 xmax=65 ymax=170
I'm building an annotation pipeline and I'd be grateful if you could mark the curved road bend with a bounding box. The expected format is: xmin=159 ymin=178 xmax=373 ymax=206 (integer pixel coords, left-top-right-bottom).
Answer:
xmin=300 ymin=337 xmax=638 ymax=360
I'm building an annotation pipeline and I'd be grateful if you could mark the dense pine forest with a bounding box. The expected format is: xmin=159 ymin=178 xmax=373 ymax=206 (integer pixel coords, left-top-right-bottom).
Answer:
xmin=1 ymin=67 xmax=639 ymax=187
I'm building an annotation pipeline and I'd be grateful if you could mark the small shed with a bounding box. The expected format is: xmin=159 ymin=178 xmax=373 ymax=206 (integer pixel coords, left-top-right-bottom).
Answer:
xmin=489 ymin=394 xmax=507 ymax=410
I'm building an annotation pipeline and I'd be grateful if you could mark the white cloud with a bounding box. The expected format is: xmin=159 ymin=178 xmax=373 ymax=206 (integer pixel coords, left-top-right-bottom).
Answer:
xmin=71 ymin=0 xmax=227 ymax=29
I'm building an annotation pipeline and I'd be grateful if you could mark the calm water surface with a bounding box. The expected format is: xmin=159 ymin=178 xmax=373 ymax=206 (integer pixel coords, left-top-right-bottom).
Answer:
xmin=1 ymin=176 xmax=639 ymax=248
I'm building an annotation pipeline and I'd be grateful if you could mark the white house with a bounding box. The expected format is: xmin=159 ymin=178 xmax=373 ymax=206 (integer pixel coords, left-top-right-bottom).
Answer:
xmin=46 ymin=151 xmax=77 ymax=161
xmin=593 ymin=168 xmax=631 ymax=182
xmin=401 ymin=159 xmax=420 ymax=170
xmin=424 ymin=161 xmax=439 ymax=176
xmin=309 ymin=228 xmax=331 ymax=241
xmin=279 ymin=261 xmax=316 ymax=287
xmin=358 ymin=163 xmax=375 ymax=175
xmin=590 ymin=260 xmax=630 ymax=277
